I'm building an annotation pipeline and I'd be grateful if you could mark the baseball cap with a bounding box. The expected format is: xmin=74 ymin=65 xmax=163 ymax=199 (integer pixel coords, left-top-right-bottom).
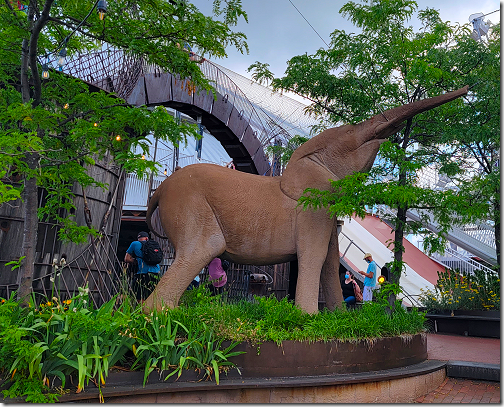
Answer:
xmin=137 ymin=231 xmax=149 ymax=238
xmin=363 ymin=253 xmax=372 ymax=260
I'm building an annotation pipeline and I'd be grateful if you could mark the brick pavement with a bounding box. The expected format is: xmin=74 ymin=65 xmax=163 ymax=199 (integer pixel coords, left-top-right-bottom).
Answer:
xmin=427 ymin=333 xmax=500 ymax=364
xmin=415 ymin=377 xmax=500 ymax=403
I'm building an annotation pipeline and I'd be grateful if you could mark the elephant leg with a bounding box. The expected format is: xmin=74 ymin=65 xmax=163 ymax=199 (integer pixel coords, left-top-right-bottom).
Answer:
xmin=143 ymin=251 xmax=217 ymax=312
xmin=143 ymin=211 xmax=226 ymax=312
xmin=320 ymin=221 xmax=343 ymax=311
xmin=294 ymin=213 xmax=335 ymax=314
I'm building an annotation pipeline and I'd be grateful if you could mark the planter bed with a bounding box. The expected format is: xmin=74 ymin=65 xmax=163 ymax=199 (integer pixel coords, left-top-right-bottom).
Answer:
xmin=1 ymin=333 xmax=428 ymax=403
xmin=227 ymin=333 xmax=427 ymax=377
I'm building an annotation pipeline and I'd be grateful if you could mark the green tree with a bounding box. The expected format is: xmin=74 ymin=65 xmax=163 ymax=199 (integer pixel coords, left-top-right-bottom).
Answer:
xmin=249 ymin=0 xmax=499 ymax=282
xmin=439 ymin=24 xmax=500 ymax=270
xmin=266 ymin=135 xmax=309 ymax=169
xmin=0 ymin=0 xmax=249 ymax=302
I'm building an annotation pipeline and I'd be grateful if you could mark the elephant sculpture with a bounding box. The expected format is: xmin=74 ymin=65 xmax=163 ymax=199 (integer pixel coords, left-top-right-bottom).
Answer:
xmin=144 ymin=86 xmax=468 ymax=314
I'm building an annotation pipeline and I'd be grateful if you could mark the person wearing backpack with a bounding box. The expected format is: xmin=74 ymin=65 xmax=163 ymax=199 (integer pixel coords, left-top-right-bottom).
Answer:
xmin=124 ymin=231 xmax=162 ymax=301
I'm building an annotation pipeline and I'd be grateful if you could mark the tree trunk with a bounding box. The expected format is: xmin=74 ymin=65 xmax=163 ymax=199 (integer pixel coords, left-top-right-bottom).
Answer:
xmin=493 ymin=195 xmax=500 ymax=274
xmin=16 ymin=152 xmax=40 ymax=303
xmin=20 ymin=38 xmax=30 ymax=103
xmin=393 ymin=204 xmax=407 ymax=281
xmin=392 ymin=119 xmax=411 ymax=283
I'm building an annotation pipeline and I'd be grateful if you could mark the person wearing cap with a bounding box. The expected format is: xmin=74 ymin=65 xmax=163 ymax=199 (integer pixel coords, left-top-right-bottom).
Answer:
xmin=358 ymin=253 xmax=377 ymax=302
xmin=124 ymin=231 xmax=160 ymax=301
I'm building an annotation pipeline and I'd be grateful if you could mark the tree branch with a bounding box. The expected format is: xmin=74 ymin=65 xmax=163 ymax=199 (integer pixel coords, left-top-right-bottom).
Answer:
xmin=462 ymin=142 xmax=487 ymax=171
xmin=57 ymin=103 xmax=130 ymax=127
xmin=476 ymin=142 xmax=491 ymax=173
xmin=40 ymin=151 xmax=92 ymax=168
xmin=3 ymin=0 xmax=24 ymax=27
xmin=30 ymin=0 xmax=56 ymax=108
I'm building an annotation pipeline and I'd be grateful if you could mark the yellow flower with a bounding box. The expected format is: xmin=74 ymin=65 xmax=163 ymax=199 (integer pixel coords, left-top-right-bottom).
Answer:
xmin=47 ymin=302 xmax=52 ymax=306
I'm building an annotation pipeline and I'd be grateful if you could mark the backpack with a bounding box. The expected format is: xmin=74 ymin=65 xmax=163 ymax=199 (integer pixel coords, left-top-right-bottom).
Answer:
xmin=352 ymin=280 xmax=363 ymax=302
xmin=140 ymin=240 xmax=163 ymax=265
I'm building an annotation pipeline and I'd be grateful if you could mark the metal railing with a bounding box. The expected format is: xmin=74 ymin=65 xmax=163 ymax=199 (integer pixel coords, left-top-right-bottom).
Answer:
xmin=373 ymin=204 xmax=496 ymax=265
xmin=338 ymin=230 xmax=422 ymax=307
xmin=0 ymin=234 xmax=135 ymax=308
xmin=429 ymin=246 xmax=494 ymax=275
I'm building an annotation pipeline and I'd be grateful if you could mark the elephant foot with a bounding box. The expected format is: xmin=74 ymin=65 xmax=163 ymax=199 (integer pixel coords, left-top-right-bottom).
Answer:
xmin=142 ymin=291 xmax=176 ymax=314
xmin=295 ymin=298 xmax=319 ymax=314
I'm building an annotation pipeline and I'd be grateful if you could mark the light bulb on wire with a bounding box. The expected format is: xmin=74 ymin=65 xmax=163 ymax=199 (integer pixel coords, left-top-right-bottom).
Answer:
xmin=163 ymin=169 xmax=167 ymax=175
xmin=115 ymin=135 xmax=121 ymax=141
xmin=58 ymin=47 xmax=67 ymax=67
xmin=97 ymin=0 xmax=107 ymax=20
xmin=42 ymin=63 xmax=49 ymax=79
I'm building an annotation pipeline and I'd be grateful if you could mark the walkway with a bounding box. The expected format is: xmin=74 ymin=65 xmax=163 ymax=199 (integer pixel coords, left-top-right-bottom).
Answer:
xmin=427 ymin=333 xmax=500 ymax=364
xmin=416 ymin=377 xmax=500 ymax=403
xmin=418 ymin=333 xmax=501 ymax=403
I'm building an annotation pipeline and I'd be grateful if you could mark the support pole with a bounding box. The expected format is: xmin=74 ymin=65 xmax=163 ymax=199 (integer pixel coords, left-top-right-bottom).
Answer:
xmin=196 ymin=115 xmax=203 ymax=160
xmin=172 ymin=110 xmax=180 ymax=172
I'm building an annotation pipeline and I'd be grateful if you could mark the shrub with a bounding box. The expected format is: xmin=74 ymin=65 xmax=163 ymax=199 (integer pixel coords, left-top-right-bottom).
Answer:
xmin=419 ymin=268 xmax=500 ymax=311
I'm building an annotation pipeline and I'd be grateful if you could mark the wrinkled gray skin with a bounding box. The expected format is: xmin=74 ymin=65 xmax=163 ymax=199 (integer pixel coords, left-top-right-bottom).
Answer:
xmin=144 ymin=86 xmax=468 ymax=314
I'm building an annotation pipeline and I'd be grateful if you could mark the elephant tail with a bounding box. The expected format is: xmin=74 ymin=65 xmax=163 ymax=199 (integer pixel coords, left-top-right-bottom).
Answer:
xmin=146 ymin=184 xmax=169 ymax=239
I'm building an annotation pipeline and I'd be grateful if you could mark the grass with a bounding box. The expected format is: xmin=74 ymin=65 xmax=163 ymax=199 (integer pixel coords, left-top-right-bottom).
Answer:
xmin=175 ymin=283 xmax=426 ymax=344
xmin=0 ymin=284 xmax=426 ymax=402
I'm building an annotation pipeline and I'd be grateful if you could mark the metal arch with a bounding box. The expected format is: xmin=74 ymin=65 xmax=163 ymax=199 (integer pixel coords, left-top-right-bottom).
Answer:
xmin=62 ymin=47 xmax=294 ymax=175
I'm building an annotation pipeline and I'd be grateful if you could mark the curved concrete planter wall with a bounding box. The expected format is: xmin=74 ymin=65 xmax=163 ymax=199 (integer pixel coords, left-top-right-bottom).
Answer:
xmin=47 ymin=333 xmax=438 ymax=404
xmin=228 ymin=333 xmax=427 ymax=377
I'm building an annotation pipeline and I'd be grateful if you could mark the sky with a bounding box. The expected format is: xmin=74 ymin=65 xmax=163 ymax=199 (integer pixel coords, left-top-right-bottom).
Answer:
xmin=193 ymin=0 xmax=500 ymax=79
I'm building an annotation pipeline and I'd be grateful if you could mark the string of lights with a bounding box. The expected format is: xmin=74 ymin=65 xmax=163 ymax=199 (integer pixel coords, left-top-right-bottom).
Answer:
xmin=41 ymin=0 xmax=108 ymax=79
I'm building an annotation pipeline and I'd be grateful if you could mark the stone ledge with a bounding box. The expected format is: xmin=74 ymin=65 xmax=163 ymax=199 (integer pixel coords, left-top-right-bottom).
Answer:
xmin=426 ymin=313 xmax=500 ymax=321
xmin=49 ymin=360 xmax=446 ymax=403
xmin=446 ymin=361 xmax=500 ymax=382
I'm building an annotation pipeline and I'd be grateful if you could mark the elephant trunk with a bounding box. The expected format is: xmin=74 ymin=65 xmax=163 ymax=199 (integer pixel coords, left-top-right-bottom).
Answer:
xmin=365 ymin=86 xmax=469 ymax=142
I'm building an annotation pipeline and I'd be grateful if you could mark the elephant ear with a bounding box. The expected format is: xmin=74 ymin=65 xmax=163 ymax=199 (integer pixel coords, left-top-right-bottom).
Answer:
xmin=280 ymin=151 xmax=335 ymax=201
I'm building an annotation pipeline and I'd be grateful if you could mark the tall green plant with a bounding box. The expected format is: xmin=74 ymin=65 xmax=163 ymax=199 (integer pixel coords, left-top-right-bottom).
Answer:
xmin=0 ymin=291 xmax=134 ymax=402
xmin=131 ymin=306 xmax=243 ymax=386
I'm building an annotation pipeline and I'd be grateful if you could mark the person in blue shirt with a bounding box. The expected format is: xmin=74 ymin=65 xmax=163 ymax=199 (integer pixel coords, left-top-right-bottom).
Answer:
xmin=358 ymin=252 xmax=377 ymax=302
xmin=124 ymin=231 xmax=160 ymax=301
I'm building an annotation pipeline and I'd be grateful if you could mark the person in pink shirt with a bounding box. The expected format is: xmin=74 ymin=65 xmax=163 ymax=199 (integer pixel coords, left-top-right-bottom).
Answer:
xmin=208 ymin=258 xmax=228 ymax=295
